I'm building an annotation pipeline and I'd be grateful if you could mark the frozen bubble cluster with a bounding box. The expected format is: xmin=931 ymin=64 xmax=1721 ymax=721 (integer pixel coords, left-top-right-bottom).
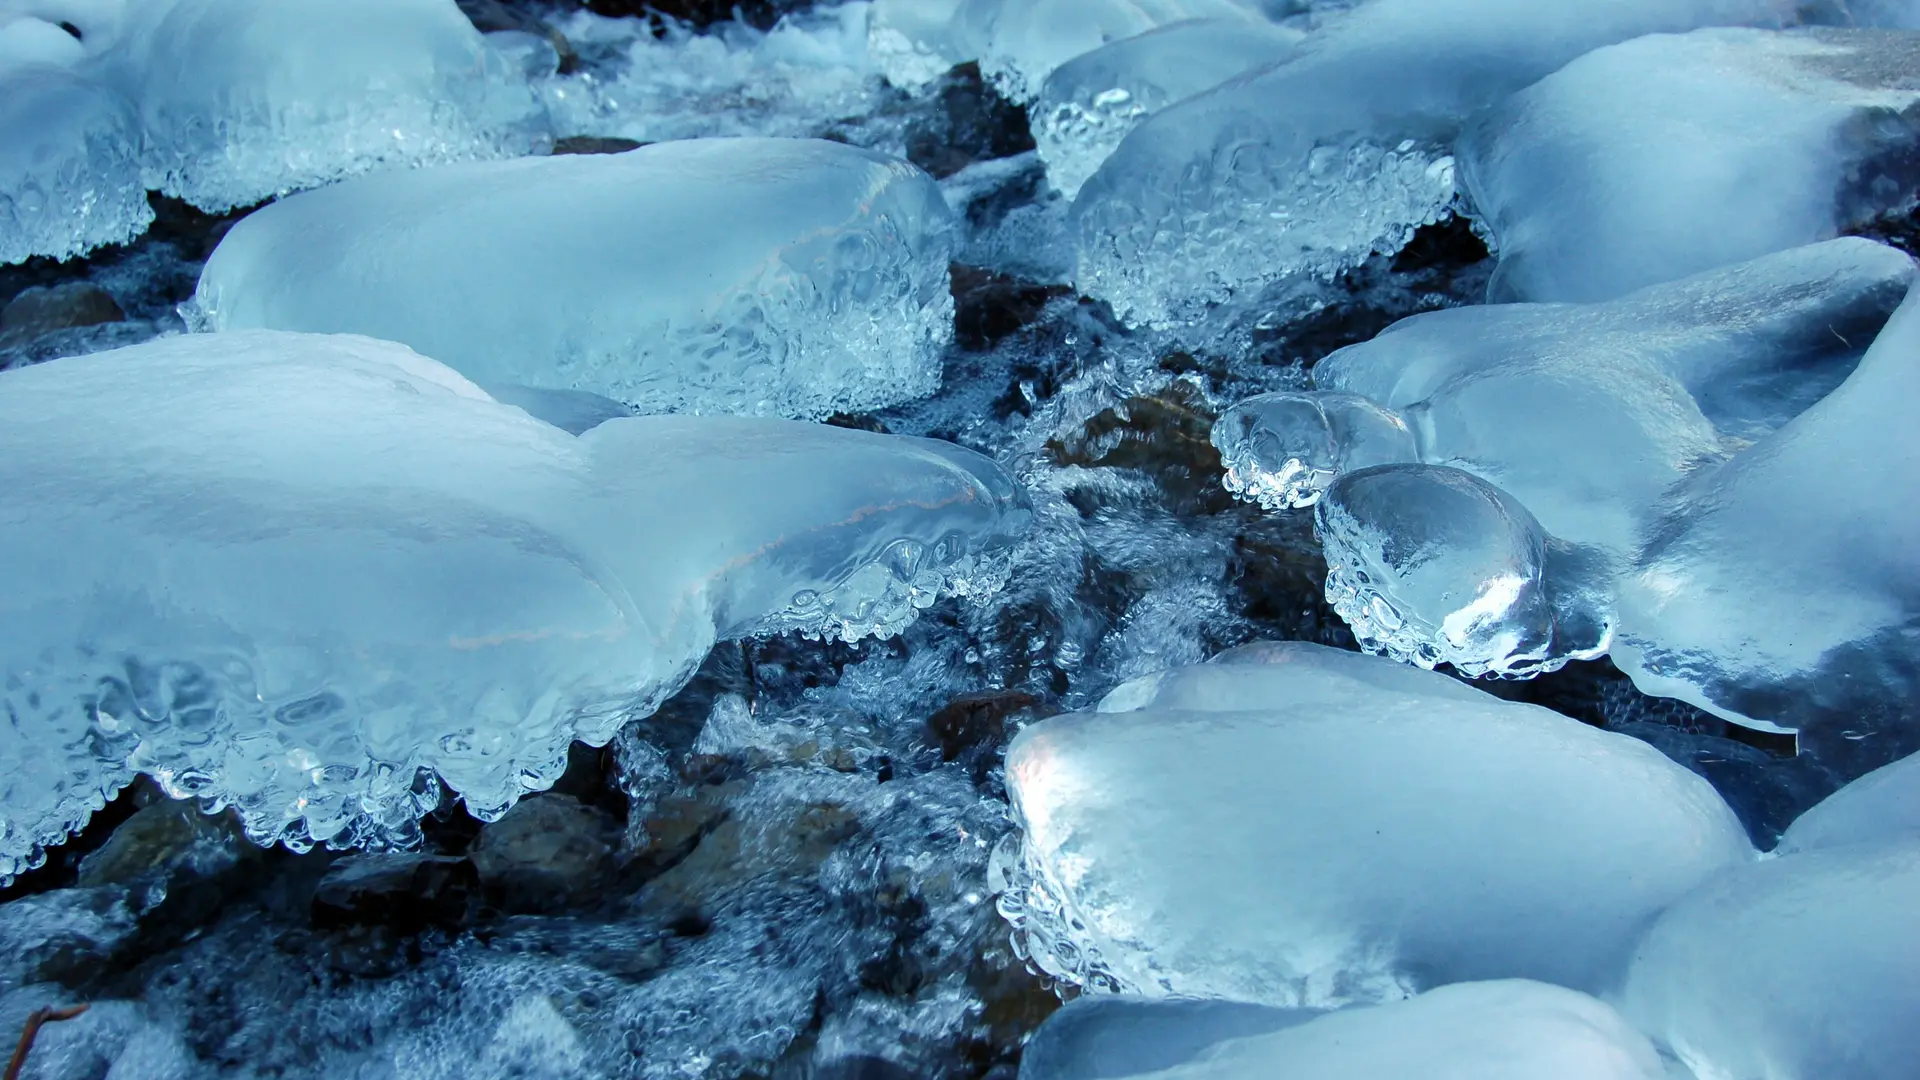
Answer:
xmin=1460 ymin=27 xmax=1920 ymax=302
xmin=1215 ymin=240 xmax=1920 ymax=727
xmin=1070 ymin=0 xmax=1802 ymax=328
xmin=0 ymin=0 xmax=545 ymax=265
xmin=1033 ymin=18 xmax=1302 ymax=199
xmin=998 ymin=642 xmax=1752 ymax=1005
xmin=0 ymin=330 xmax=1025 ymax=882
xmin=190 ymin=138 xmax=957 ymax=419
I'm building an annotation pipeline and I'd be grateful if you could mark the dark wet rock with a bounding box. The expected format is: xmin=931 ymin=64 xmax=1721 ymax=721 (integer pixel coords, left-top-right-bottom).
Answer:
xmin=552 ymin=134 xmax=647 ymax=155
xmin=0 ymin=282 xmax=123 ymax=342
xmin=0 ymin=886 xmax=138 ymax=990
xmin=481 ymin=916 xmax=670 ymax=980
xmin=470 ymin=795 xmax=618 ymax=914
xmin=824 ymin=412 xmax=892 ymax=434
xmin=310 ymin=853 xmax=478 ymax=932
xmin=77 ymin=799 xmax=246 ymax=890
xmin=952 ymin=266 xmax=1074 ymax=353
xmin=927 ymin=690 xmax=1047 ymax=777
xmin=905 ymin=63 xmax=1035 ymax=180
xmin=577 ymin=0 xmax=817 ymax=32
xmin=1048 ymin=382 xmax=1232 ymax=516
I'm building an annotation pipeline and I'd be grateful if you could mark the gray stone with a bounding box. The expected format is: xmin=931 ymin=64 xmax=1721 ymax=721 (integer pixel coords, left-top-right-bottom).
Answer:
xmin=470 ymin=795 xmax=616 ymax=914
xmin=0 ymin=282 xmax=124 ymax=342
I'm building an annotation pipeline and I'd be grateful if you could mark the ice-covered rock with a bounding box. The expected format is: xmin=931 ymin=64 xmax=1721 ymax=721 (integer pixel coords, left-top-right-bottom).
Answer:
xmin=975 ymin=0 xmax=1264 ymax=105
xmin=868 ymin=0 xmax=992 ymax=88
xmin=1779 ymin=750 xmax=1920 ymax=853
xmin=1212 ymin=240 xmax=1913 ymax=679
xmin=0 ymin=63 xmax=151 ymax=265
xmin=997 ymin=641 xmax=1751 ymax=1005
xmin=1033 ymin=18 xmax=1303 ymax=199
xmin=1071 ymin=0 xmax=1801 ymax=328
xmin=1460 ymin=28 xmax=1920 ymax=303
xmin=1024 ymin=981 xmax=1670 ymax=1080
xmin=0 ymin=330 xmax=1025 ymax=883
xmin=1020 ymin=996 xmax=1319 ymax=1080
xmin=1620 ymin=839 xmax=1920 ymax=1079
xmin=97 ymin=0 xmax=545 ymax=211
xmin=191 ymin=138 xmax=957 ymax=419
xmin=1611 ymin=273 xmax=1920 ymax=746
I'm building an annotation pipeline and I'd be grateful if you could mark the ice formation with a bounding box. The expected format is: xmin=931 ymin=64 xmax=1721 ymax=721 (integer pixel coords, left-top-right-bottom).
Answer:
xmin=1779 ymin=750 xmax=1920 ymax=853
xmin=190 ymin=138 xmax=957 ymax=419
xmin=0 ymin=330 xmax=1026 ymax=883
xmin=1070 ymin=0 xmax=1801 ymax=328
xmin=868 ymin=0 xmax=991 ymax=88
xmin=1019 ymin=997 xmax=1318 ymax=1080
xmin=1620 ymin=839 xmax=1920 ymax=1079
xmin=997 ymin=642 xmax=1751 ymax=1005
xmin=0 ymin=62 xmax=151 ymax=265
xmin=1610 ymin=273 xmax=1920 ymax=743
xmin=973 ymin=0 xmax=1264 ymax=105
xmin=1211 ymin=239 xmax=1914 ymax=679
xmin=99 ymin=0 xmax=546 ymax=211
xmin=1459 ymin=28 xmax=1920 ymax=303
xmin=1033 ymin=18 xmax=1303 ymax=199
xmin=1024 ymin=981 xmax=1670 ymax=1080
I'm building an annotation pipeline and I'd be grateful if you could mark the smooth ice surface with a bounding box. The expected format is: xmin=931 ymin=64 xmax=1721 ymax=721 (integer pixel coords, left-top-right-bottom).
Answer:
xmin=1019 ymin=996 xmax=1317 ymax=1080
xmin=0 ymin=330 xmax=1026 ymax=883
xmin=1780 ymin=750 xmax=1920 ymax=853
xmin=998 ymin=641 xmax=1751 ymax=1005
xmin=1031 ymin=981 xmax=1668 ymax=1080
xmin=191 ymin=138 xmax=957 ymax=419
xmin=0 ymin=62 xmax=151 ymax=264
xmin=974 ymin=0 xmax=1263 ymax=104
xmin=1213 ymin=240 xmax=1913 ymax=678
xmin=1071 ymin=0 xmax=1800 ymax=328
xmin=1611 ymin=274 xmax=1920 ymax=742
xmin=1460 ymin=28 xmax=1920 ymax=303
xmin=1621 ymin=840 xmax=1920 ymax=1080
xmin=1033 ymin=19 xmax=1302 ymax=199
xmin=93 ymin=0 xmax=545 ymax=211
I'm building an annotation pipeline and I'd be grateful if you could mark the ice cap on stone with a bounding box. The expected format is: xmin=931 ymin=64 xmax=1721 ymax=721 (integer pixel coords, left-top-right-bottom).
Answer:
xmin=190 ymin=137 xmax=958 ymax=420
xmin=1459 ymin=27 xmax=1920 ymax=303
xmin=998 ymin=641 xmax=1751 ymax=1005
xmin=0 ymin=330 xmax=1027 ymax=883
xmin=1070 ymin=0 xmax=1803 ymax=329
xmin=0 ymin=63 xmax=151 ymax=265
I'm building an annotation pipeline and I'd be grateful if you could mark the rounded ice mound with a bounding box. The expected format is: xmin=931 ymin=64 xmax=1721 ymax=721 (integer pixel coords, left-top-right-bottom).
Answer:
xmin=997 ymin=641 xmax=1752 ymax=1006
xmin=1779 ymin=750 xmax=1920 ymax=854
xmin=0 ymin=62 xmax=152 ymax=265
xmin=975 ymin=0 xmax=1262 ymax=105
xmin=1033 ymin=17 xmax=1301 ymax=198
xmin=1211 ymin=390 xmax=1414 ymax=510
xmin=1019 ymin=996 xmax=1319 ymax=1080
xmin=1023 ymin=981 xmax=1670 ymax=1080
xmin=1459 ymin=28 xmax=1920 ymax=303
xmin=104 ymin=0 xmax=547 ymax=211
xmin=0 ymin=330 xmax=1027 ymax=884
xmin=1317 ymin=465 xmax=1611 ymax=678
xmin=191 ymin=138 xmax=958 ymax=420
xmin=1620 ymin=840 xmax=1920 ymax=1079
xmin=1611 ymin=274 xmax=1920 ymax=755
xmin=1070 ymin=0 xmax=1800 ymax=329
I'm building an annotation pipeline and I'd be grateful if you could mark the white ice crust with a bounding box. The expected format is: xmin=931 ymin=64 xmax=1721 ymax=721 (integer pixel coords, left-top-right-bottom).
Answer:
xmin=1459 ymin=28 xmax=1920 ymax=302
xmin=191 ymin=138 xmax=957 ymax=420
xmin=0 ymin=330 xmax=1027 ymax=883
xmin=998 ymin=642 xmax=1752 ymax=1006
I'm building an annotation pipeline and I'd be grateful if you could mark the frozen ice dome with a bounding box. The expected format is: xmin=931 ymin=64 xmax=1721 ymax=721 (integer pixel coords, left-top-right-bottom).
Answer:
xmin=1779 ymin=750 xmax=1920 ymax=854
xmin=0 ymin=330 xmax=1026 ymax=883
xmin=1033 ymin=18 xmax=1303 ymax=199
xmin=191 ymin=138 xmax=958 ymax=420
xmin=1070 ymin=0 xmax=1802 ymax=328
xmin=1019 ymin=996 xmax=1319 ymax=1080
xmin=1459 ymin=28 xmax=1920 ymax=303
xmin=998 ymin=641 xmax=1751 ymax=1005
xmin=101 ymin=0 xmax=546 ymax=211
xmin=1620 ymin=839 xmax=1920 ymax=1079
xmin=1611 ymin=274 xmax=1920 ymax=751
xmin=1023 ymin=981 xmax=1670 ymax=1080
xmin=1219 ymin=239 xmax=1911 ymax=531
xmin=0 ymin=63 xmax=151 ymax=265
xmin=975 ymin=0 xmax=1265 ymax=105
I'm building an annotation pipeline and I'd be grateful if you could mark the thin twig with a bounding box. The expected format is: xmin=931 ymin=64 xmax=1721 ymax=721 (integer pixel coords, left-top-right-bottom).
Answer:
xmin=4 ymin=1004 xmax=89 ymax=1080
